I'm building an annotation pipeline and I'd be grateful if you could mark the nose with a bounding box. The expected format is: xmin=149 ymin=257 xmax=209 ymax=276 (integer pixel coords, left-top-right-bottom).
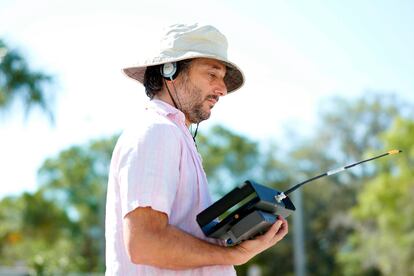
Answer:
xmin=215 ymin=79 xmax=228 ymax=97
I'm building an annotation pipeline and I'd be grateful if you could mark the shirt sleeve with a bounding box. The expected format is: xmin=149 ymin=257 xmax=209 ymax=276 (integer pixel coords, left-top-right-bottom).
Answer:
xmin=117 ymin=123 xmax=181 ymax=218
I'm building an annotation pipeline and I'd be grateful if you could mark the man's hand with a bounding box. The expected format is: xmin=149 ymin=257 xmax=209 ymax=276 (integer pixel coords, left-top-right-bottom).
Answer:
xmin=232 ymin=216 xmax=289 ymax=265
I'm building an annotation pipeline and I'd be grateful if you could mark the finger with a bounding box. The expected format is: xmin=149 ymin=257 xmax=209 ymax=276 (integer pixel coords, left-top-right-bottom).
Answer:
xmin=277 ymin=215 xmax=287 ymax=224
xmin=270 ymin=219 xmax=288 ymax=243
xmin=260 ymin=219 xmax=283 ymax=242
xmin=277 ymin=215 xmax=288 ymax=232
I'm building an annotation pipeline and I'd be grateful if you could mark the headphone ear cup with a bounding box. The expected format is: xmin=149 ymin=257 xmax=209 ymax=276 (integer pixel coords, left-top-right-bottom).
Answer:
xmin=161 ymin=62 xmax=179 ymax=80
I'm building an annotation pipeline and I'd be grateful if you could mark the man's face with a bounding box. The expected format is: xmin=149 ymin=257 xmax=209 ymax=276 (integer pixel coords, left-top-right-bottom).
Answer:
xmin=176 ymin=58 xmax=227 ymax=124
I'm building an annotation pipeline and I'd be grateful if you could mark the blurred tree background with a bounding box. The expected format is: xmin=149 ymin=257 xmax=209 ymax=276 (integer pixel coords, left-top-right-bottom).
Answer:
xmin=0 ymin=39 xmax=54 ymax=122
xmin=1 ymin=39 xmax=414 ymax=275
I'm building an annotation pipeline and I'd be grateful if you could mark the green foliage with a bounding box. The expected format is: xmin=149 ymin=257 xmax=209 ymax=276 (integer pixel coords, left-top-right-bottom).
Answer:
xmin=338 ymin=118 xmax=414 ymax=275
xmin=286 ymin=93 xmax=411 ymax=276
xmin=0 ymin=135 xmax=118 ymax=273
xmin=198 ymin=125 xmax=259 ymax=186
xmin=0 ymin=192 xmax=81 ymax=274
xmin=315 ymin=93 xmax=404 ymax=162
xmin=37 ymin=135 xmax=118 ymax=272
xmin=198 ymin=125 xmax=289 ymax=196
xmin=0 ymin=39 xmax=54 ymax=121
xmin=199 ymin=125 xmax=256 ymax=194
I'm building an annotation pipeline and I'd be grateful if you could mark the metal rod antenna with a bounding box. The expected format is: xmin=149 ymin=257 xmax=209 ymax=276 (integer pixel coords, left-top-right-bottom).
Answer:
xmin=283 ymin=149 xmax=402 ymax=196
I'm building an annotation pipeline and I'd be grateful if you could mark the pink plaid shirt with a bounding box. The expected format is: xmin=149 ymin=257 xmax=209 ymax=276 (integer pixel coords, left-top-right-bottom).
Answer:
xmin=105 ymin=99 xmax=236 ymax=275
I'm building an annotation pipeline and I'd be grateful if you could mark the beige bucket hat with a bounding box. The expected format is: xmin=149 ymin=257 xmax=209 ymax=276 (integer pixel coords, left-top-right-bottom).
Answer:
xmin=123 ymin=23 xmax=245 ymax=93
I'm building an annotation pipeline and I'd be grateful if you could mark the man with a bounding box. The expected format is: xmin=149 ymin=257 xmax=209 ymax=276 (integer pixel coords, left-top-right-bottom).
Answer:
xmin=105 ymin=23 xmax=288 ymax=275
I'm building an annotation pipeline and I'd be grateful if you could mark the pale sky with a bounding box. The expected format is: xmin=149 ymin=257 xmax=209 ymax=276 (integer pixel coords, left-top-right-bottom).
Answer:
xmin=0 ymin=0 xmax=413 ymax=198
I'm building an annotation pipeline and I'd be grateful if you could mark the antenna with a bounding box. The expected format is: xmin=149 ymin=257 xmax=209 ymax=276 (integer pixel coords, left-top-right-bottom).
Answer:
xmin=275 ymin=150 xmax=402 ymax=202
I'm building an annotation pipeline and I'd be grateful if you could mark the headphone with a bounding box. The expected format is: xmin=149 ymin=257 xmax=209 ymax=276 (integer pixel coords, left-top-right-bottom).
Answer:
xmin=160 ymin=62 xmax=180 ymax=80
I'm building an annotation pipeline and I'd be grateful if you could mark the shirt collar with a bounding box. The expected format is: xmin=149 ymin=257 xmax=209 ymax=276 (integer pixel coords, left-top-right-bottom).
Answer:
xmin=147 ymin=99 xmax=186 ymax=125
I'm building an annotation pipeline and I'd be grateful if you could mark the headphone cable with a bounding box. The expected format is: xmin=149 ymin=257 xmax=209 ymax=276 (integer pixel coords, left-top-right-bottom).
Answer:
xmin=164 ymin=78 xmax=179 ymax=109
xmin=164 ymin=78 xmax=199 ymax=145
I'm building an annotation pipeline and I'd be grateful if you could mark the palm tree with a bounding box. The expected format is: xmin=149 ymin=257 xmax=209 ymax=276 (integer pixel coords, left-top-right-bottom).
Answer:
xmin=0 ymin=39 xmax=54 ymax=122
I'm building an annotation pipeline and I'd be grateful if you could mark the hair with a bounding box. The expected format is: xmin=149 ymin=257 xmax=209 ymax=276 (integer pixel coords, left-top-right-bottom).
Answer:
xmin=143 ymin=59 xmax=192 ymax=98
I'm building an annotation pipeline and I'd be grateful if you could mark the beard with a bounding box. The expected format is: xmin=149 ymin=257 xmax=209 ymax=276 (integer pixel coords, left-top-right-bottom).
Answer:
xmin=177 ymin=77 xmax=217 ymax=124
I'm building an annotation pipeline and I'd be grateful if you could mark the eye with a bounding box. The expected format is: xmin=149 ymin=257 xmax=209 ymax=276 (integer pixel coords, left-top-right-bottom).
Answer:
xmin=208 ymin=72 xmax=216 ymax=79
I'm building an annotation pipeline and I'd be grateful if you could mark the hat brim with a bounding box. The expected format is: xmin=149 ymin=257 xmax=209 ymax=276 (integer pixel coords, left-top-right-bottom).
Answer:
xmin=123 ymin=52 xmax=244 ymax=94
